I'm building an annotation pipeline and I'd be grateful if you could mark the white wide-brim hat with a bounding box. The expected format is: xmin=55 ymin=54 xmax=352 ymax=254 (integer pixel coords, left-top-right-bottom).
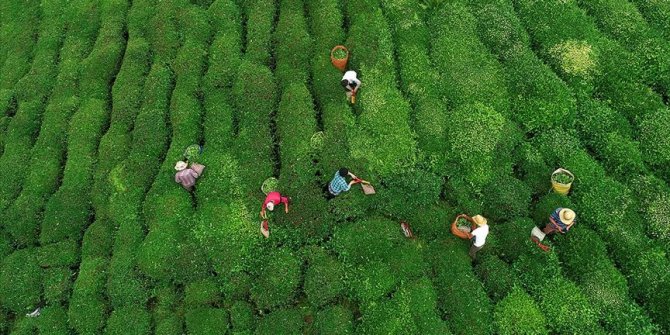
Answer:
xmin=175 ymin=161 xmax=188 ymax=171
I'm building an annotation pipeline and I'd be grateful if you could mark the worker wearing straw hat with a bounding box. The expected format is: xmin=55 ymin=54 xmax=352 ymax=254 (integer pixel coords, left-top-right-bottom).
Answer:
xmin=531 ymin=208 xmax=576 ymax=251
xmin=174 ymin=160 xmax=205 ymax=191
xmin=545 ymin=208 xmax=576 ymax=235
xmin=466 ymin=215 xmax=489 ymax=261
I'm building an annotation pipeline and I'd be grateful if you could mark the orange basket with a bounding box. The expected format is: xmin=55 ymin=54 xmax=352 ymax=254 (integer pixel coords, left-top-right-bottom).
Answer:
xmin=451 ymin=214 xmax=476 ymax=240
xmin=330 ymin=45 xmax=349 ymax=72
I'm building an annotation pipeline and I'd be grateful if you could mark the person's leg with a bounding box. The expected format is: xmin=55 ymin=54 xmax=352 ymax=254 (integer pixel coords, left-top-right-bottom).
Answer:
xmin=323 ymin=184 xmax=335 ymax=200
xmin=469 ymin=244 xmax=482 ymax=260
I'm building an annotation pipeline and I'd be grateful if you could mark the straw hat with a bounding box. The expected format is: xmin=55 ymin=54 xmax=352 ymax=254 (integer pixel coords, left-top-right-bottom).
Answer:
xmin=473 ymin=215 xmax=488 ymax=226
xmin=559 ymin=208 xmax=576 ymax=225
xmin=266 ymin=202 xmax=275 ymax=211
xmin=174 ymin=161 xmax=188 ymax=171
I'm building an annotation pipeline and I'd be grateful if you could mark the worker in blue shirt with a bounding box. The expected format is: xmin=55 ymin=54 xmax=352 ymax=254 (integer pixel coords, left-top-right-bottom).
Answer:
xmin=324 ymin=167 xmax=360 ymax=199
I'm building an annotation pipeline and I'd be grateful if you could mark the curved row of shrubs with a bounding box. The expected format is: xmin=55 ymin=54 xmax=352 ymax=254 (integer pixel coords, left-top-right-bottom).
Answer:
xmin=2 ymin=0 xmax=102 ymax=250
xmin=462 ymin=2 xmax=661 ymax=333
xmin=344 ymin=0 xmax=416 ymax=177
xmin=0 ymin=0 xmax=39 ymax=99
xmin=575 ymin=0 xmax=670 ymax=96
xmin=0 ymin=0 xmax=67 ymax=216
xmin=138 ymin=3 xmax=209 ymax=284
xmin=628 ymin=0 xmax=670 ymax=49
xmin=533 ymin=128 xmax=670 ymax=331
xmin=39 ymin=0 xmax=127 ymax=247
xmin=512 ymin=0 xmax=670 ymax=184
xmin=0 ymin=3 xmax=103 ymax=332
xmin=379 ymin=0 xmax=448 ymax=172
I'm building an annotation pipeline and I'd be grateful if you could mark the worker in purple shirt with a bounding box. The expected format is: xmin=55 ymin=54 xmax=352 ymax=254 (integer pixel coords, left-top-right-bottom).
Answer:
xmin=174 ymin=160 xmax=205 ymax=191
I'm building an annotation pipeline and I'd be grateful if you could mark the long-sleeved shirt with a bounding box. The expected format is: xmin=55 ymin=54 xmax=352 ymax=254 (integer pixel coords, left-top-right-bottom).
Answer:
xmin=175 ymin=163 xmax=205 ymax=189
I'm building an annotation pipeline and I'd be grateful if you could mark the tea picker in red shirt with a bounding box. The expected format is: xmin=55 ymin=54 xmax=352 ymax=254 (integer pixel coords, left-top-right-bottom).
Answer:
xmin=259 ymin=191 xmax=291 ymax=238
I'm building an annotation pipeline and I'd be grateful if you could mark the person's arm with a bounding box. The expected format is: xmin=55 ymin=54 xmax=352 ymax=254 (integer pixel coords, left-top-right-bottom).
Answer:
xmin=467 ymin=227 xmax=478 ymax=240
xmin=284 ymin=199 xmax=289 ymax=213
xmin=353 ymin=79 xmax=361 ymax=91
xmin=348 ymin=172 xmax=358 ymax=179
xmin=175 ymin=172 xmax=181 ymax=183
xmin=260 ymin=202 xmax=267 ymax=219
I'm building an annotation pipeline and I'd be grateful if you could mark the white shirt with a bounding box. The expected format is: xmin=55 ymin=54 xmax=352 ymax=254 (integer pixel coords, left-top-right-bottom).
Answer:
xmin=342 ymin=71 xmax=361 ymax=91
xmin=471 ymin=224 xmax=489 ymax=247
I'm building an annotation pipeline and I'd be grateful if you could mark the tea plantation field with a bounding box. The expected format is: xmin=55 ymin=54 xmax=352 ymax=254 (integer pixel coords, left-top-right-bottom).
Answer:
xmin=1 ymin=0 xmax=670 ymax=333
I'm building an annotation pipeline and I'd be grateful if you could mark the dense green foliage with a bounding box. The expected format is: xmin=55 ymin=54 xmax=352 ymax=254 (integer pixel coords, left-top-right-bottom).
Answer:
xmin=1 ymin=0 xmax=669 ymax=333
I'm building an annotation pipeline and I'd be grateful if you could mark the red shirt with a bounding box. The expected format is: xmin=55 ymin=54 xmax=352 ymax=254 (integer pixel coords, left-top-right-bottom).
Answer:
xmin=263 ymin=191 xmax=289 ymax=210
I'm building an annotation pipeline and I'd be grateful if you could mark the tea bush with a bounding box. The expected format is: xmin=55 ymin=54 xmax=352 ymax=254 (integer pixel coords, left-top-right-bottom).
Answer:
xmin=0 ymin=249 xmax=41 ymax=313
xmin=232 ymin=60 xmax=276 ymax=203
xmin=104 ymin=306 xmax=151 ymax=335
xmin=629 ymin=0 xmax=670 ymax=42
xmin=43 ymin=268 xmax=73 ymax=305
xmin=250 ymin=248 xmax=301 ymax=310
xmin=494 ymin=287 xmax=547 ymax=335
xmin=0 ymin=0 xmax=67 ymax=215
xmin=68 ymin=257 xmax=108 ymax=335
xmin=428 ymin=2 xmax=509 ymax=114
xmin=444 ymin=103 xmax=507 ymax=190
xmin=40 ymin=0 xmax=129 ymax=246
xmin=243 ymin=0 xmax=275 ymax=65
xmin=313 ymin=305 xmax=354 ymax=335
xmin=274 ymin=0 xmax=311 ymax=89
xmin=576 ymin=0 xmax=670 ymax=94
xmin=428 ymin=240 xmax=493 ymax=335
xmin=254 ymin=308 xmax=303 ymax=335
xmin=474 ymin=254 xmax=520 ymax=303
xmin=230 ymin=300 xmax=255 ymax=333
xmin=36 ymin=305 xmax=69 ymax=335
xmin=303 ymin=246 xmax=346 ymax=307
xmin=185 ymin=308 xmax=229 ymax=335
xmin=537 ymin=277 xmax=604 ymax=334
xmin=345 ymin=0 xmax=416 ymax=176
xmin=3 ymin=0 xmax=102 ymax=250
xmin=381 ymin=0 xmax=448 ymax=168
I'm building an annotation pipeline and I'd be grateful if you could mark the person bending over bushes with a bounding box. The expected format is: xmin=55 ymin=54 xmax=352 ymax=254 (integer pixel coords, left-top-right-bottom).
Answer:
xmin=325 ymin=167 xmax=361 ymax=200
xmin=174 ymin=160 xmax=205 ymax=192
xmin=531 ymin=208 xmax=576 ymax=252
xmin=341 ymin=70 xmax=361 ymax=103
xmin=259 ymin=191 xmax=291 ymax=238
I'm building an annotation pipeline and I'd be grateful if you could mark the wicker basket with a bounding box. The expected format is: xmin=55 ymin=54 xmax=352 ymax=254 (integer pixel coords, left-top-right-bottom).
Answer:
xmin=451 ymin=214 xmax=476 ymax=240
xmin=551 ymin=168 xmax=574 ymax=195
xmin=330 ymin=45 xmax=349 ymax=72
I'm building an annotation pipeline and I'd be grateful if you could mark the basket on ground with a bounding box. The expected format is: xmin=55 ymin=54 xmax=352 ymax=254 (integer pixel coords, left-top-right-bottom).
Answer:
xmin=330 ymin=45 xmax=349 ymax=72
xmin=551 ymin=168 xmax=574 ymax=195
